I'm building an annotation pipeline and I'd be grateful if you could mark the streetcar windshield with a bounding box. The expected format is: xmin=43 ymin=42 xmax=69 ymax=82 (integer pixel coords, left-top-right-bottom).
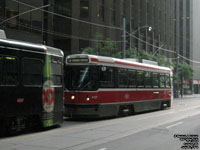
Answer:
xmin=65 ymin=66 xmax=98 ymax=91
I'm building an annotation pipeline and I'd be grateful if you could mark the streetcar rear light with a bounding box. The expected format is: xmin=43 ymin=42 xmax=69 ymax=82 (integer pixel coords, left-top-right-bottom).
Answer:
xmin=71 ymin=95 xmax=75 ymax=100
xmin=86 ymin=96 xmax=90 ymax=101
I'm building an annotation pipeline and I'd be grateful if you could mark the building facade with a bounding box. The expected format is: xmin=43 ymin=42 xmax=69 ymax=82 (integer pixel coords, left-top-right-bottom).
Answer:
xmin=0 ymin=0 xmax=178 ymax=57
xmin=192 ymin=0 xmax=200 ymax=93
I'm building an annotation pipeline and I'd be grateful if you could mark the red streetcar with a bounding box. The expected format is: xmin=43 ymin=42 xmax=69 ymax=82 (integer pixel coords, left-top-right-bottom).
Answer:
xmin=64 ymin=54 xmax=173 ymax=118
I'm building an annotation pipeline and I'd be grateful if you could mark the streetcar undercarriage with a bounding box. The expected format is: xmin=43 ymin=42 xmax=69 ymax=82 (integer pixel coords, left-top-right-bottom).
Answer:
xmin=65 ymin=99 xmax=171 ymax=119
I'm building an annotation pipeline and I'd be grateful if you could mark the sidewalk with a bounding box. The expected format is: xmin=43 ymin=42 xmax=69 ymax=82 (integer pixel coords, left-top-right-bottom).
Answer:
xmin=174 ymin=94 xmax=200 ymax=99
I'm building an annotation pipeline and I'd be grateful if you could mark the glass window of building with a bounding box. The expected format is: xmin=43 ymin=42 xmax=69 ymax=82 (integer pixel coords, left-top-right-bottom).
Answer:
xmin=0 ymin=1 xmax=5 ymax=24
xmin=54 ymin=0 xmax=72 ymax=34
xmin=80 ymin=0 xmax=89 ymax=18
xmin=6 ymin=0 xmax=19 ymax=29
xmin=30 ymin=0 xmax=43 ymax=33
xmin=112 ymin=0 xmax=116 ymax=25
xmin=55 ymin=0 xmax=72 ymax=17
xmin=97 ymin=0 xmax=104 ymax=21
xmin=5 ymin=0 xmax=43 ymax=33
xmin=79 ymin=40 xmax=89 ymax=52
xmin=19 ymin=2 xmax=31 ymax=32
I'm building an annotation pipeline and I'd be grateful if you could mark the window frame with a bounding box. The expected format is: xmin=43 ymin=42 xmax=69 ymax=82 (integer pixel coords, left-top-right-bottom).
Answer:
xmin=128 ymin=69 xmax=137 ymax=88
xmin=99 ymin=66 xmax=115 ymax=88
xmin=160 ymin=74 xmax=166 ymax=88
xmin=118 ymin=68 xmax=128 ymax=88
xmin=153 ymin=72 xmax=159 ymax=88
xmin=136 ymin=70 xmax=145 ymax=88
xmin=145 ymin=71 xmax=152 ymax=88
xmin=0 ymin=54 xmax=19 ymax=86
xmin=22 ymin=57 xmax=43 ymax=87
xmin=50 ymin=60 xmax=63 ymax=86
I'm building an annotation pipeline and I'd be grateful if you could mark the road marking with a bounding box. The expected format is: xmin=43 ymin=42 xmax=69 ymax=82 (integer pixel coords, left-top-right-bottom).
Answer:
xmin=98 ymin=148 xmax=107 ymax=150
xmin=166 ymin=122 xmax=183 ymax=129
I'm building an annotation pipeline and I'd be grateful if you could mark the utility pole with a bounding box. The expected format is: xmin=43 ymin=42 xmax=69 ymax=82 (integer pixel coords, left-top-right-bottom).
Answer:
xmin=123 ymin=17 xmax=126 ymax=58
xmin=176 ymin=52 xmax=179 ymax=98
xmin=129 ymin=0 xmax=132 ymax=50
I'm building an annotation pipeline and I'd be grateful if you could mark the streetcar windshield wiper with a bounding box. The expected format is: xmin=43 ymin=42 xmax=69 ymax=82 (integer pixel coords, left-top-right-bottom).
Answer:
xmin=77 ymin=67 xmax=89 ymax=89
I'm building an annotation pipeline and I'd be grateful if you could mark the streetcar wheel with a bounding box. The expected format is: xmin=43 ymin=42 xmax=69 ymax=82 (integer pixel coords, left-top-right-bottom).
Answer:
xmin=161 ymin=103 xmax=168 ymax=110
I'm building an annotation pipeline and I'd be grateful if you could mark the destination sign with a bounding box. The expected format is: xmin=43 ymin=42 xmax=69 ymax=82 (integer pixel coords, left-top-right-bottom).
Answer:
xmin=67 ymin=58 xmax=89 ymax=63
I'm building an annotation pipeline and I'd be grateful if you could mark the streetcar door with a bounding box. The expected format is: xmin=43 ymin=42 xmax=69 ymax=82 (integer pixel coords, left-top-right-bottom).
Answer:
xmin=0 ymin=47 xmax=19 ymax=117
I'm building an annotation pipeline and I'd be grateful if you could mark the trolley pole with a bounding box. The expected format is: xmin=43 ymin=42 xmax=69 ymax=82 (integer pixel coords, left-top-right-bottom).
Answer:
xmin=123 ymin=17 xmax=126 ymax=58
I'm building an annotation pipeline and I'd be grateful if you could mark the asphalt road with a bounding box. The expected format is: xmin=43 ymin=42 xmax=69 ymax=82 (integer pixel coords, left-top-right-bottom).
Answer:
xmin=84 ymin=109 xmax=200 ymax=150
xmin=1 ymin=95 xmax=200 ymax=150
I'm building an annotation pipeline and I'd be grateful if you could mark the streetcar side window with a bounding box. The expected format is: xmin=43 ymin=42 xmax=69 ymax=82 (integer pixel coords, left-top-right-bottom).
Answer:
xmin=51 ymin=62 xmax=62 ymax=86
xmin=0 ymin=55 xmax=18 ymax=86
xmin=153 ymin=73 xmax=159 ymax=88
xmin=160 ymin=74 xmax=165 ymax=88
xmin=99 ymin=67 xmax=115 ymax=88
xmin=137 ymin=71 xmax=145 ymax=88
xmin=166 ymin=74 xmax=171 ymax=88
xmin=22 ymin=58 xmax=43 ymax=86
xmin=145 ymin=72 xmax=152 ymax=88
xmin=118 ymin=68 xmax=128 ymax=88
xmin=128 ymin=69 xmax=136 ymax=88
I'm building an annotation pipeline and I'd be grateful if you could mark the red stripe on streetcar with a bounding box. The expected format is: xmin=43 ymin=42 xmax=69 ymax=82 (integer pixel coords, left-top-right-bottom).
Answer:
xmin=91 ymin=57 xmax=98 ymax=62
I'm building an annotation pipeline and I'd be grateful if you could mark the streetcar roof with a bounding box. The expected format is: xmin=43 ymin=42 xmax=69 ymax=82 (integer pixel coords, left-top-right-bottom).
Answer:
xmin=0 ymin=38 xmax=63 ymax=57
xmin=66 ymin=54 xmax=172 ymax=73
xmin=0 ymin=38 xmax=45 ymax=51
xmin=45 ymin=46 xmax=64 ymax=57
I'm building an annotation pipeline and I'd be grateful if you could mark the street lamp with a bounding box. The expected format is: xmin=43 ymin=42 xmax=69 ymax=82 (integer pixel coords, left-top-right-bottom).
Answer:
xmin=129 ymin=25 xmax=152 ymax=50
xmin=131 ymin=25 xmax=152 ymax=35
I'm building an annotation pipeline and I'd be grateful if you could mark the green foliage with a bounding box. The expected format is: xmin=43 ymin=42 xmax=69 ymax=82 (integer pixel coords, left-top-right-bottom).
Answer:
xmin=81 ymin=33 xmax=117 ymax=57
xmin=81 ymin=47 xmax=97 ymax=55
xmin=138 ymin=51 xmax=152 ymax=60
xmin=124 ymin=48 xmax=138 ymax=58
xmin=152 ymin=54 xmax=173 ymax=67
xmin=178 ymin=62 xmax=193 ymax=80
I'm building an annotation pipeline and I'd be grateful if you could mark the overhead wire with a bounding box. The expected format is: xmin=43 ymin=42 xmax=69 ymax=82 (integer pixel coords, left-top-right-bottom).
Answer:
xmin=11 ymin=0 xmax=122 ymax=31
xmin=4 ymin=0 xmax=200 ymax=64
xmin=0 ymin=19 xmax=123 ymax=43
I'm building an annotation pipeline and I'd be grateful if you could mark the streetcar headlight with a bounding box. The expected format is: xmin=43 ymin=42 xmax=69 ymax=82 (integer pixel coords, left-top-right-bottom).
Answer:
xmin=71 ymin=95 xmax=75 ymax=100
xmin=86 ymin=96 xmax=90 ymax=101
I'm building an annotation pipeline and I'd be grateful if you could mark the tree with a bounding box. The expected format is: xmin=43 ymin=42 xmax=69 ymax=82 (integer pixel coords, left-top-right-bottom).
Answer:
xmin=81 ymin=33 xmax=118 ymax=57
xmin=177 ymin=62 xmax=193 ymax=97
